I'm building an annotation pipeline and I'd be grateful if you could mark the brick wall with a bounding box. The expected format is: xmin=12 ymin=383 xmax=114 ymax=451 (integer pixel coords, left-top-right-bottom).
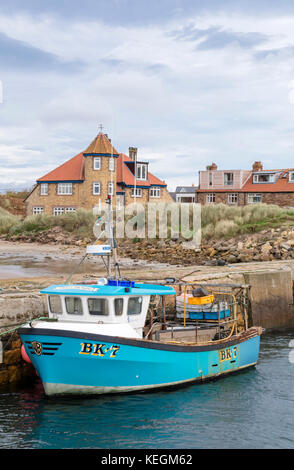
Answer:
xmin=196 ymin=191 xmax=294 ymax=207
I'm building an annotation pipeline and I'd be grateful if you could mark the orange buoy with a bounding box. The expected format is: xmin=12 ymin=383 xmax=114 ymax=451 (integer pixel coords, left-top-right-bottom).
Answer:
xmin=21 ymin=344 xmax=32 ymax=364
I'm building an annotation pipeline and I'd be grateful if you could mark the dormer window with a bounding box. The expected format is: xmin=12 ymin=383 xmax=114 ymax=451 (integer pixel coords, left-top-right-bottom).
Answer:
xmin=289 ymin=172 xmax=294 ymax=182
xmin=253 ymin=173 xmax=274 ymax=183
xmin=224 ymin=173 xmax=234 ymax=186
xmin=136 ymin=163 xmax=147 ymax=180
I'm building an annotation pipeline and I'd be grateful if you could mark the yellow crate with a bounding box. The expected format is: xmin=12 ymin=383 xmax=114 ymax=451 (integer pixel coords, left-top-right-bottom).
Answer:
xmin=188 ymin=294 xmax=214 ymax=305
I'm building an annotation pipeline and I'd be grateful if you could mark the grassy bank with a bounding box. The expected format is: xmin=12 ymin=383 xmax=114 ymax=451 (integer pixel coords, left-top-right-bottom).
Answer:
xmin=201 ymin=203 xmax=294 ymax=240
xmin=0 ymin=209 xmax=96 ymax=239
xmin=1 ymin=203 xmax=294 ymax=242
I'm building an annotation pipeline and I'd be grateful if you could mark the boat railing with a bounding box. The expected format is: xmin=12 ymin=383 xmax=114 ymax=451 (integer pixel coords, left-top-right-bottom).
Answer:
xmin=145 ymin=281 xmax=250 ymax=345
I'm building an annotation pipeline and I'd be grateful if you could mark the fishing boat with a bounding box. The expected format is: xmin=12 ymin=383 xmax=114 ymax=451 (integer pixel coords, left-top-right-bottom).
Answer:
xmin=18 ymin=197 xmax=262 ymax=397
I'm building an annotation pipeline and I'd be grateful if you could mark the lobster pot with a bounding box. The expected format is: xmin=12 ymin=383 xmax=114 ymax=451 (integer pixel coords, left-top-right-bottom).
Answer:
xmin=176 ymin=294 xmax=230 ymax=320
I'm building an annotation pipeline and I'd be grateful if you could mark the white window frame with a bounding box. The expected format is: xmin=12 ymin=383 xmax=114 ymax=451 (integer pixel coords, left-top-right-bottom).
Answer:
xmin=150 ymin=187 xmax=161 ymax=198
xmin=65 ymin=207 xmax=76 ymax=213
xmin=53 ymin=207 xmax=64 ymax=216
xmin=57 ymin=183 xmax=72 ymax=195
xmin=40 ymin=183 xmax=48 ymax=195
xmin=136 ymin=163 xmax=147 ymax=181
xmin=248 ymin=193 xmax=262 ymax=204
xmin=131 ymin=188 xmax=142 ymax=197
xmin=109 ymin=157 xmax=115 ymax=171
xmin=253 ymin=173 xmax=274 ymax=183
xmin=33 ymin=207 xmax=44 ymax=215
xmin=108 ymin=182 xmax=114 ymax=196
xmin=206 ymin=193 xmax=215 ymax=203
xmin=228 ymin=193 xmax=238 ymax=205
xmin=224 ymin=173 xmax=234 ymax=186
xmin=93 ymin=157 xmax=101 ymax=170
xmin=209 ymin=173 xmax=213 ymax=186
xmin=289 ymin=172 xmax=294 ymax=182
xmin=93 ymin=182 xmax=101 ymax=195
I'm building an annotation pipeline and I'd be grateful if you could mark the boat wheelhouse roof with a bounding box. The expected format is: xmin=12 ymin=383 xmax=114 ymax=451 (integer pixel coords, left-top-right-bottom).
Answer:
xmin=41 ymin=283 xmax=176 ymax=297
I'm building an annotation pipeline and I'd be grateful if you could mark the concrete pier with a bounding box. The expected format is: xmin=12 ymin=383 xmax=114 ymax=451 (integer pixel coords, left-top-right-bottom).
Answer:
xmin=244 ymin=270 xmax=294 ymax=330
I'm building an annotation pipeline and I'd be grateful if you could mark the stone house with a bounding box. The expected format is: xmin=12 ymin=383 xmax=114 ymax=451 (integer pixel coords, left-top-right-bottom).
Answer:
xmin=25 ymin=131 xmax=172 ymax=216
xmin=196 ymin=161 xmax=294 ymax=207
xmin=173 ymin=186 xmax=196 ymax=203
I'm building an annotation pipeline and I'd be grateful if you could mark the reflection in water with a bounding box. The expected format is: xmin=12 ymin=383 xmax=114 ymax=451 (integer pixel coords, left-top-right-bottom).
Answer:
xmin=0 ymin=332 xmax=294 ymax=449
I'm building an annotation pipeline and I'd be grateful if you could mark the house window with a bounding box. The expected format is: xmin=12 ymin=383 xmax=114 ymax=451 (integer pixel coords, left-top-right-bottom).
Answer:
xmin=53 ymin=207 xmax=64 ymax=216
xmin=131 ymin=188 xmax=142 ymax=197
xmin=136 ymin=163 xmax=147 ymax=180
xmin=93 ymin=182 xmax=101 ymax=195
xmin=224 ymin=173 xmax=234 ymax=186
xmin=33 ymin=207 xmax=44 ymax=215
xmin=150 ymin=187 xmax=161 ymax=198
xmin=209 ymin=173 xmax=213 ymax=186
xmin=40 ymin=183 xmax=48 ymax=195
xmin=253 ymin=173 xmax=274 ymax=183
xmin=206 ymin=193 xmax=215 ymax=203
xmin=57 ymin=183 xmax=72 ymax=195
xmin=109 ymin=158 xmax=115 ymax=171
xmin=93 ymin=157 xmax=101 ymax=170
xmin=108 ymin=182 xmax=114 ymax=195
xmin=289 ymin=172 xmax=294 ymax=182
xmin=65 ymin=207 xmax=76 ymax=213
xmin=248 ymin=193 xmax=262 ymax=204
xmin=228 ymin=193 xmax=238 ymax=205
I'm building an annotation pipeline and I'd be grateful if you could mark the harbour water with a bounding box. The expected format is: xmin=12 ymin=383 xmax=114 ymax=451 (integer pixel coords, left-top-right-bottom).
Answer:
xmin=0 ymin=331 xmax=293 ymax=449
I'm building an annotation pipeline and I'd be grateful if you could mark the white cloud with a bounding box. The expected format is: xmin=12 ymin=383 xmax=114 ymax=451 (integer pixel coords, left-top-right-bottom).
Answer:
xmin=1 ymin=10 xmax=294 ymax=191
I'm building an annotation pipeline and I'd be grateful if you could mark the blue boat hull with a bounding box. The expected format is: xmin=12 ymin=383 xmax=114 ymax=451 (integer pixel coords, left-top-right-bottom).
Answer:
xmin=19 ymin=327 xmax=261 ymax=396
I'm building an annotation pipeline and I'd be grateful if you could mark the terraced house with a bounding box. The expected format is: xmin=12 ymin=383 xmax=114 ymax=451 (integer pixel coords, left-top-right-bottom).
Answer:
xmin=25 ymin=131 xmax=172 ymax=216
xmin=197 ymin=161 xmax=294 ymax=207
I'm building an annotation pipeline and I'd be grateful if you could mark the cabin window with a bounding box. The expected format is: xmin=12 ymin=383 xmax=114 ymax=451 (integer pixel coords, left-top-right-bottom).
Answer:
xmin=48 ymin=295 xmax=62 ymax=314
xmin=127 ymin=296 xmax=143 ymax=315
xmin=65 ymin=297 xmax=83 ymax=315
xmin=114 ymin=298 xmax=124 ymax=316
xmin=88 ymin=298 xmax=109 ymax=316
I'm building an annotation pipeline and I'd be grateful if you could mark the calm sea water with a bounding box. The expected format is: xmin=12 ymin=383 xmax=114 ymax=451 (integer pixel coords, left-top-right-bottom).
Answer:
xmin=0 ymin=331 xmax=293 ymax=449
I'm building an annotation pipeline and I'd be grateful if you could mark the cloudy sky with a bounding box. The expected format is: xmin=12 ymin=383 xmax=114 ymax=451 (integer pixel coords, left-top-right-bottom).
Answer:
xmin=1 ymin=0 xmax=294 ymax=191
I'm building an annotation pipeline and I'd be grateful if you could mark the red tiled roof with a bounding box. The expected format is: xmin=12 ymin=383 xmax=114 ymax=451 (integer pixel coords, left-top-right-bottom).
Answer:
xmin=197 ymin=169 xmax=294 ymax=193
xmin=242 ymin=169 xmax=294 ymax=192
xmin=84 ymin=132 xmax=119 ymax=155
xmin=116 ymin=153 xmax=167 ymax=188
xmin=37 ymin=152 xmax=85 ymax=182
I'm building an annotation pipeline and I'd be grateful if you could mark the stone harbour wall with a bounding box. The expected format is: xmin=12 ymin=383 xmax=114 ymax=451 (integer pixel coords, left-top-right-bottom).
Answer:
xmin=0 ymin=333 xmax=36 ymax=387
xmin=0 ymin=292 xmax=48 ymax=387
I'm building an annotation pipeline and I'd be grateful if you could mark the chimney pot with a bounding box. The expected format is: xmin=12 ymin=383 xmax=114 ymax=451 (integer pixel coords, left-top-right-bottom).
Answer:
xmin=206 ymin=162 xmax=218 ymax=171
xmin=252 ymin=161 xmax=263 ymax=171
xmin=129 ymin=147 xmax=138 ymax=161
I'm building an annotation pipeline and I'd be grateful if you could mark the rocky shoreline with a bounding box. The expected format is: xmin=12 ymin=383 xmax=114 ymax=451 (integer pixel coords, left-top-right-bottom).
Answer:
xmin=2 ymin=225 xmax=294 ymax=266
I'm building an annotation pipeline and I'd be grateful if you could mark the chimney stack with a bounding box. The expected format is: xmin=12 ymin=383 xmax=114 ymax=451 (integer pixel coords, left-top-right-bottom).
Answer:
xmin=129 ymin=147 xmax=138 ymax=161
xmin=206 ymin=162 xmax=218 ymax=171
xmin=252 ymin=161 xmax=263 ymax=172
